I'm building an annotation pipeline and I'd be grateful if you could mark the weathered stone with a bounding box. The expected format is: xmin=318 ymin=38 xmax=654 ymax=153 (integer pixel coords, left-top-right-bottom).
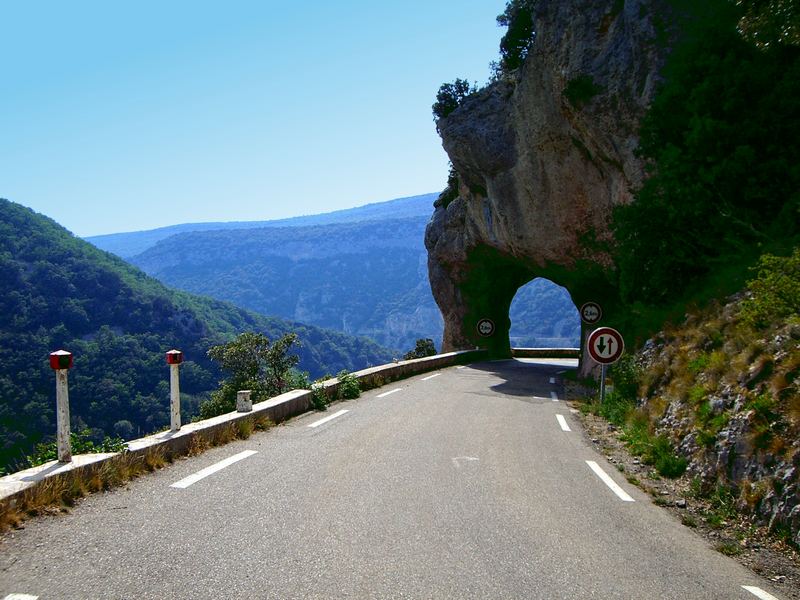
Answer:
xmin=426 ymin=0 xmax=670 ymax=358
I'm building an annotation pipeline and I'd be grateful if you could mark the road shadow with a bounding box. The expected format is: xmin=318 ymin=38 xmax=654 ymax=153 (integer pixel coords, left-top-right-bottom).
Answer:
xmin=464 ymin=358 xmax=578 ymax=399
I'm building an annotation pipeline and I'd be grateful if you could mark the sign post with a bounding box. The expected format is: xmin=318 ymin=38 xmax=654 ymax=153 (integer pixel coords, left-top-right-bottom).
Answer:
xmin=586 ymin=327 xmax=625 ymax=404
xmin=165 ymin=350 xmax=184 ymax=432
xmin=49 ymin=350 xmax=74 ymax=463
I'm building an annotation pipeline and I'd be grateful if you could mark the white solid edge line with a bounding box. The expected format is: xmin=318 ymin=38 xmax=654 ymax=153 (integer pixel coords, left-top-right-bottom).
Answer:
xmin=742 ymin=586 xmax=781 ymax=600
xmin=550 ymin=391 xmax=559 ymax=402
xmin=308 ymin=409 xmax=349 ymax=428
xmin=171 ymin=450 xmax=258 ymax=489
xmin=4 ymin=594 xmax=40 ymax=600
xmin=556 ymin=414 xmax=571 ymax=432
xmin=377 ymin=388 xmax=402 ymax=398
xmin=421 ymin=373 xmax=441 ymax=381
xmin=586 ymin=460 xmax=635 ymax=502
xmin=549 ymin=377 xmax=556 ymax=384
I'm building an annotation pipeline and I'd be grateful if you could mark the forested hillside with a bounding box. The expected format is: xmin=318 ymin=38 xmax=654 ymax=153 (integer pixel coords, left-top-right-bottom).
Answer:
xmin=129 ymin=216 xmax=580 ymax=351
xmin=0 ymin=199 xmax=393 ymax=471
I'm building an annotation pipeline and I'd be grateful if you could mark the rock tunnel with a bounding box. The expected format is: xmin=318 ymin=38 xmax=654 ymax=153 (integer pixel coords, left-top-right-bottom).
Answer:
xmin=424 ymin=0 xmax=668 ymax=362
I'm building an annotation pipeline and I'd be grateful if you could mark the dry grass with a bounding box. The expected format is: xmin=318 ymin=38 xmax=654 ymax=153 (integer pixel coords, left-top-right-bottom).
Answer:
xmin=0 ymin=444 xmax=175 ymax=533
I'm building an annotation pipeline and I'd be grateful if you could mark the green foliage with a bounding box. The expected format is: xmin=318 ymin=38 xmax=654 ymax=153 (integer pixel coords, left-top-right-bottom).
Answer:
xmin=436 ymin=164 xmax=461 ymax=209
xmin=737 ymin=0 xmax=800 ymax=47
xmin=26 ymin=429 xmax=126 ymax=468
xmin=336 ymin=370 xmax=361 ymax=400
xmin=497 ymin=0 xmax=536 ymax=72
xmin=403 ymin=338 xmax=437 ymax=360
xmin=741 ymin=249 xmax=800 ymax=327
xmin=310 ymin=379 xmax=330 ymax=411
xmin=0 ymin=199 xmax=392 ymax=472
xmin=563 ymin=75 xmax=602 ymax=108
xmin=432 ymin=79 xmax=477 ymax=120
xmin=608 ymin=354 xmax=640 ymax=401
xmin=201 ymin=332 xmax=300 ymax=418
xmin=611 ymin=1 xmax=800 ymax=305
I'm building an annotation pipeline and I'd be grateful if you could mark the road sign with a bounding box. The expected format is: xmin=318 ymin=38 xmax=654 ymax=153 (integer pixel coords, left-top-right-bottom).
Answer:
xmin=587 ymin=327 xmax=624 ymax=364
xmin=579 ymin=302 xmax=602 ymax=325
xmin=476 ymin=318 xmax=495 ymax=337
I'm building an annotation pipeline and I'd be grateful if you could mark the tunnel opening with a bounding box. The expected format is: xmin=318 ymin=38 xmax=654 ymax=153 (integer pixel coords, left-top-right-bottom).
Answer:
xmin=508 ymin=278 xmax=580 ymax=350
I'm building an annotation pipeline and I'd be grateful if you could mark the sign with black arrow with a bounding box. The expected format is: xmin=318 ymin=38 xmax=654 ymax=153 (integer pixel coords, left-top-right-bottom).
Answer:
xmin=586 ymin=327 xmax=624 ymax=365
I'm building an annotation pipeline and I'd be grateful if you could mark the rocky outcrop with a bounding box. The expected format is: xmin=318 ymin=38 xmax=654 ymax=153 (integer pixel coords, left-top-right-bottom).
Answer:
xmin=426 ymin=0 xmax=670 ymax=355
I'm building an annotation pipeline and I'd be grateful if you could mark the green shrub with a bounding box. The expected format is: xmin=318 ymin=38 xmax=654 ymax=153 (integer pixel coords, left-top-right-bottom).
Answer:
xmin=563 ymin=75 xmax=602 ymax=108
xmin=432 ymin=79 xmax=477 ymax=120
xmin=310 ymin=380 xmax=329 ymax=411
xmin=337 ymin=370 xmax=361 ymax=400
xmin=404 ymin=338 xmax=437 ymax=360
xmin=496 ymin=0 xmax=536 ymax=72
xmin=26 ymin=429 xmax=126 ymax=468
xmin=741 ymin=249 xmax=800 ymax=328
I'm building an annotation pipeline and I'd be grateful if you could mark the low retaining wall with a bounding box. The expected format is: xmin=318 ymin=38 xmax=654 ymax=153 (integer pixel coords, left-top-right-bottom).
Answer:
xmin=0 ymin=349 xmax=487 ymax=505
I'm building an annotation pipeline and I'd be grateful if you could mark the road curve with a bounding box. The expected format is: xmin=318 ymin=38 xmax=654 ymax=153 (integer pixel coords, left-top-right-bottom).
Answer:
xmin=0 ymin=359 xmax=785 ymax=599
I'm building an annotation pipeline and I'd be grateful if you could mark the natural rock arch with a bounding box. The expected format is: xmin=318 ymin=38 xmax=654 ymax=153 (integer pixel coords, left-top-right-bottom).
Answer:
xmin=425 ymin=0 xmax=670 ymax=358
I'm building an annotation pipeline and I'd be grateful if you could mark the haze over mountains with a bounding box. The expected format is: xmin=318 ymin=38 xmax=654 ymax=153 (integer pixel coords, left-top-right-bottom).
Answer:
xmin=88 ymin=194 xmax=580 ymax=352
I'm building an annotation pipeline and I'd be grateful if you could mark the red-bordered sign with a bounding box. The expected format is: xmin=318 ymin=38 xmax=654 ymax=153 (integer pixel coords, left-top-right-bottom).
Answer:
xmin=476 ymin=318 xmax=495 ymax=337
xmin=586 ymin=327 xmax=624 ymax=365
xmin=579 ymin=302 xmax=602 ymax=325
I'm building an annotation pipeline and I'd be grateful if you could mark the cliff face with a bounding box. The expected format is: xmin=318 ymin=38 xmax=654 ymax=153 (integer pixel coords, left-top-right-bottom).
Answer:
xmin=425 ymin=0 xmax=669 ymax=355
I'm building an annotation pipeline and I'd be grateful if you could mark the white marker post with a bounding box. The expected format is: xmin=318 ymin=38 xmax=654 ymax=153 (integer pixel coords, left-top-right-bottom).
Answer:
xmin=165 ymin=350 xmax=184 ymax=432
xmin=236 ymin=390 xmax=252 ymax=413
xmin=49 ymin=350 xmax=74 ymax=463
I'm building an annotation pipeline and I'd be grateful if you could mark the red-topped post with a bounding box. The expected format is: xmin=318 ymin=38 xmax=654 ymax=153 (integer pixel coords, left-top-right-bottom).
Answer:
xmin=165 ymin=350 xmax=183 ymax=432
xmin=49 ymin=350 xmax=73 ymax=463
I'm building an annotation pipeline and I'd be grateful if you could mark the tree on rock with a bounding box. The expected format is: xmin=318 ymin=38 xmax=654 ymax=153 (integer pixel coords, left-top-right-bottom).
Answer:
xmin=200 ymin=332 xmax=300 ymax=418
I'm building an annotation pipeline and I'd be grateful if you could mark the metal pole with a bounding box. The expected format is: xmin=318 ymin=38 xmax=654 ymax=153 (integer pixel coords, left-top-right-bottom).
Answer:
xmin=600 ymin=364 xmax=607 ymax=404
xmin=55 ymin=369 xmax=72 ymax=462
xmin=170 ymin=363 xmax=181 ymax=431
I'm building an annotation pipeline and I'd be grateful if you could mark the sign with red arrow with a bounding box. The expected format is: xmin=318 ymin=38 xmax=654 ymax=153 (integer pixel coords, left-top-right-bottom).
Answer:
xmin=586 ymin=327 xmax=624 ymax=365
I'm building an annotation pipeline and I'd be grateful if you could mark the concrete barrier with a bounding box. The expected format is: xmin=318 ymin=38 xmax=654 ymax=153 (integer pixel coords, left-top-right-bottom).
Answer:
xmin=0 ymin=349 xmax=487 ymax=505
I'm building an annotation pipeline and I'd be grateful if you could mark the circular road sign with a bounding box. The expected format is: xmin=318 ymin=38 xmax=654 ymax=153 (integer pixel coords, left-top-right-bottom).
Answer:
xmin=587 ymin=327 xmax=625 ymax=365
xmin=476 ymin=318 xmax=495 ymax=337
xmin=579 ymin=302 xmax=602 ymax=325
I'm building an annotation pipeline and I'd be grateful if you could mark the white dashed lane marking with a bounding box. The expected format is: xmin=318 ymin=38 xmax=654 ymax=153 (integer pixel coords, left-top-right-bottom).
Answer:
xmin=556 ymin=414 xmax=571 ymax=432
xmin=586 ymin=460 xmax=635 ymax=502
xmin=4 ymin=594 xmax=39 ymax=600
xmin=170 ymin=450 xmax=258 ymax=489
xmin=308 ymin=409 xmax=349 ymax=429
xmin=421 ymin=373 xmax=441 ymax=381
xmin=377 ymin=388 xmax=402 ymax=398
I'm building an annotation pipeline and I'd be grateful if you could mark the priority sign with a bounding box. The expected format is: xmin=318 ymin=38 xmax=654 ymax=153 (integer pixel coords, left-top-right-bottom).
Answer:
xmin=587 ymin=327 xmax=624 ymax=365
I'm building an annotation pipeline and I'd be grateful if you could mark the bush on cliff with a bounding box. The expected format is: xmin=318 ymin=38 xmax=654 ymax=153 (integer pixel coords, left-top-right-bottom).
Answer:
xmin=612 ymin=0 xmax=800 ymax=306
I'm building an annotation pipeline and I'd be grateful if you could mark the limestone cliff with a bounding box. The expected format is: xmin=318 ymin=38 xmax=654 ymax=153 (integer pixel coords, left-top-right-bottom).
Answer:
xmin=426 ymin=0 xmax=670 ymax=355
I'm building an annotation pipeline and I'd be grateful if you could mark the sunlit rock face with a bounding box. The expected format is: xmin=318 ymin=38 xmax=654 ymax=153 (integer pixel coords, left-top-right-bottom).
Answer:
xmin=425 ymin=0 xmax=669 ymax=356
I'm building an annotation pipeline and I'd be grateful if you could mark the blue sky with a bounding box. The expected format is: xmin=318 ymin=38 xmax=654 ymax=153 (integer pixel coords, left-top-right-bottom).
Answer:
xmin=1 ymin=1 xmax=506 ymax=236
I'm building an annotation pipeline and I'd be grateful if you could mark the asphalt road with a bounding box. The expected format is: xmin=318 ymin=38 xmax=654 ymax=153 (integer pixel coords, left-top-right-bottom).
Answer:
xmin=0 ymin=359 xmax=786 ymax=599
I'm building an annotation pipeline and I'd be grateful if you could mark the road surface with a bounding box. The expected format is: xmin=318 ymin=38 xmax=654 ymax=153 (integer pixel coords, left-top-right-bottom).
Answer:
xmin=0 ymin=359 xmax=785 ymax=599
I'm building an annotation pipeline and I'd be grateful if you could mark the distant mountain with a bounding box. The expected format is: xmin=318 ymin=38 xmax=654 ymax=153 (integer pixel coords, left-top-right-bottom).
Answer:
xmin=130 ymin=217 xmax=440 ymax=353
xmin=86 ymin=193 xmax=438 ymax=258
xmin=0 ymin=199 xmax=393 ymax=470
xmin=129 ymin=213 xmax=580 ymax=353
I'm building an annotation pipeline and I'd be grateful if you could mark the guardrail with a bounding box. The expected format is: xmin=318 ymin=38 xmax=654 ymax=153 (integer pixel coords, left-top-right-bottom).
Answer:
xmin=0 ymin=349 xmax=488 ymax=505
